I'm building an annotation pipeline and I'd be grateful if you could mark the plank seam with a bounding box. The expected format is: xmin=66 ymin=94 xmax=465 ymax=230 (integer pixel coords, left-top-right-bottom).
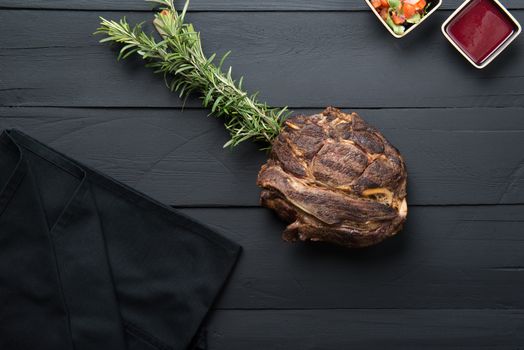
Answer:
xmin=2 ymin=106 xmax=524 ymax=110
xmin=168 ymin=203 xmax=524 ymax=209
xmin=211 ymin=307 xmax=524 ymax=311
xmin=4 ymin=7 xmax=524 ymax=12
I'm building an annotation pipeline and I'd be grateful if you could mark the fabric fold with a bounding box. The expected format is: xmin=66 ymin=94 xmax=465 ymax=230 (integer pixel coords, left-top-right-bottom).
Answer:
xmin=0 ymin=129 xmax=241 ymax=350
xmin=0 ymin=132 xmax=74 ymax=350
xmin=50 ymin=179 xmax=128 ymax=350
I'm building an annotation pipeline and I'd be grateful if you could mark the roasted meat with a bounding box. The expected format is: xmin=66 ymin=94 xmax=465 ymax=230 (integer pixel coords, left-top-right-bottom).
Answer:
xmin=257 ymin=107 xmax=408 ymax=248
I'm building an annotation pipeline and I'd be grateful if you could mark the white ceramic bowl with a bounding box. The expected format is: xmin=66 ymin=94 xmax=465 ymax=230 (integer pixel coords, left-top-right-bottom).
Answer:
xmin=441 ymin=0 xmax=522 ymax=69
xmin=366 ymin=0 xmax=443 ymax=38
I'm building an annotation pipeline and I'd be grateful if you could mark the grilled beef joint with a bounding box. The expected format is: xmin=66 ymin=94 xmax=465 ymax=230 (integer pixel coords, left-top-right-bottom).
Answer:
xmin=257 ymin=107 xmax=408 ymax=248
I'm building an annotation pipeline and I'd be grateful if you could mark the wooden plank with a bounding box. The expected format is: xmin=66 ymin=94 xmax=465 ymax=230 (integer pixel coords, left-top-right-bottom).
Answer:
xmin=206 ymin=309 xmax=524 ymax=349
xmin=0 ymin=0 xmax=522 ymax=11
xmin=1 ymin=10 xmax=524 ymax=108
xmin=1 ymin=107 xmax=524 ymax=206
xmin=181 ymin=206 xmax=524 ymax=310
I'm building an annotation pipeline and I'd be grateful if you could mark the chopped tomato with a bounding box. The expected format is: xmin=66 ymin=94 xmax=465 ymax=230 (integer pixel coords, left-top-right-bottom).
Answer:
xmin=403 ymin=3 xmax=416 ymax=18
xmin=370 ymin=0 xmax=429 ymax=32
xmin=380 ymin=7 xmax=388 ymax=20
xmin=392 ymin=13 xmax=405 ymax=24
xmin=415 ymin=0 xmax=427 ymax=10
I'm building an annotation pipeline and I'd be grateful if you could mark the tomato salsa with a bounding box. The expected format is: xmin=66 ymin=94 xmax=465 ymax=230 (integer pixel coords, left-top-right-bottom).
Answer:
xmin=370 ymin=0 xmax=430 ymax=36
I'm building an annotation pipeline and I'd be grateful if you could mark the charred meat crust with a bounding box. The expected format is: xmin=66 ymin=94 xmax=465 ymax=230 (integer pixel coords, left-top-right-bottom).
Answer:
xmin=257 ymin=107 xmax=408 ymax=248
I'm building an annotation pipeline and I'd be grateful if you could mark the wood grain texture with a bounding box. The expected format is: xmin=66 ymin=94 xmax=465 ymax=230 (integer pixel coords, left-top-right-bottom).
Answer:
xmin=206 ymin=309 xmax=524 ymax=349
xmin=0 ymin=0 xmax=522 ymax=11
xmin=2 ymin=2 xmax=524 ymax=347
xmin=2 ymin=107 xmax=523 ymax=206
xmin=1 ymin=10 xmax=523 ymax=108
xmin=180 ymin=206 xmax=524 ymax=310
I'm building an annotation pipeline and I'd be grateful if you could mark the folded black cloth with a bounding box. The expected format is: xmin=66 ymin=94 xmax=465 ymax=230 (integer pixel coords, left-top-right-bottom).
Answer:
xmin=0 ymin=129 xmax=241 ymax=350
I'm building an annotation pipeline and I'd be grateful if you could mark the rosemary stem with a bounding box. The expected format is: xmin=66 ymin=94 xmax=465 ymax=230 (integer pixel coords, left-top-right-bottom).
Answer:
xmin=95 ymin=0 xmax=289 ymax=148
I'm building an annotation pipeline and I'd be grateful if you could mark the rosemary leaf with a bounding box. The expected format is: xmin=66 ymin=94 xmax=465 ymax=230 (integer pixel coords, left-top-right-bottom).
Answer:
xmin=95 ymin=0 xmax=289 ymax=148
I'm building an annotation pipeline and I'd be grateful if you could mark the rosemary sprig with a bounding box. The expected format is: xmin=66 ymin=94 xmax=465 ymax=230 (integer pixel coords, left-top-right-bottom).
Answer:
xmin=95 ymin=0 xmax=289 ymax=148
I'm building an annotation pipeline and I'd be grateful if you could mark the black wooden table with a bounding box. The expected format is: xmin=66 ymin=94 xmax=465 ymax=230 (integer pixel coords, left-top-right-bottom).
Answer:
xmin=1 ymin=0 xmax=524 ymax=348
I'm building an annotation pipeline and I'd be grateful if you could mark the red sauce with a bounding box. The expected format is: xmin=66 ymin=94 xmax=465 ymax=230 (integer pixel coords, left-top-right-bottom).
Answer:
xmin=445 ymin=0 xmax=516 ymax=65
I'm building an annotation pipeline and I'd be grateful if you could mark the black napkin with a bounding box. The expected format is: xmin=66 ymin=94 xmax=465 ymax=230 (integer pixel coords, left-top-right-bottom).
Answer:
xmin=0 ymin=129 xmax=241 ymax=350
